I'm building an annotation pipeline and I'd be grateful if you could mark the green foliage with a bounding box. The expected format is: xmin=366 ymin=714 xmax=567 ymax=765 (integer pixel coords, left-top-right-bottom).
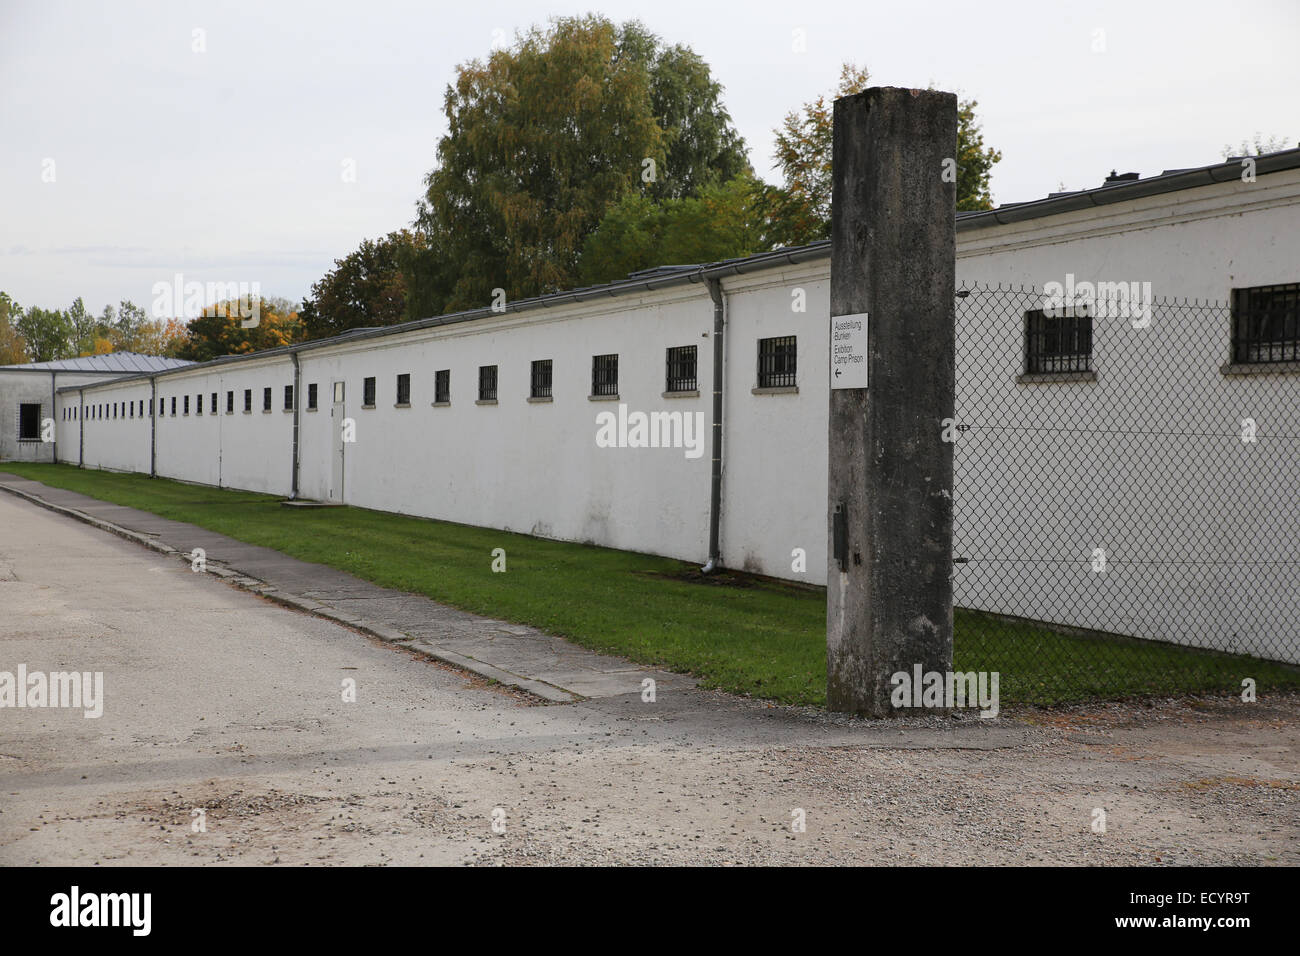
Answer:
xmin=758 ymin=64 xmax=1004 ymax=248
xmin=175 ymin=298 xmax=302 ymax=362
xmin=300 ymin=230 xmax=420 ymax=338
xmin=0 ymin=292 xmax=28 ymax=365
xmin=406 ymin=15 xmax=748 ymax=318
xmin=15 ymin=305 xmax=73 ymax=363
xmin=578 ymin=174 xmax=767 ymax=285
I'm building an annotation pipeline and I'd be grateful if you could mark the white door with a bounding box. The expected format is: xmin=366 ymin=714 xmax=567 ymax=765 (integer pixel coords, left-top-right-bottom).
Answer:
xmin=329 ymin=380 xmax=345 ymax=502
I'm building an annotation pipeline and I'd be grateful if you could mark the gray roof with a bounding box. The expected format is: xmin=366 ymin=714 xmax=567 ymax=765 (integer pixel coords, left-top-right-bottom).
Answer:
xmin=4 ymin=352 xmax=193 ymax=373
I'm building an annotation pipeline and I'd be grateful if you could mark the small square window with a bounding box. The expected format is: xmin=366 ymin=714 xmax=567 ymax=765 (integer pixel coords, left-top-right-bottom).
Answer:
xmin=530 ymin=359 xmax=552 ymax=399
xmin=1231 ymin=283 xmax=1300 ymax=364
xmin=478 ymin=365 xmax=497 ymax=401
xmin=757 ymin=336 xmax=797 ymax=388
xmin=592 ymin=354 xmax=618 ymax=396
xmin=1024 ymin=308 xmax=1092 ymax=374
xmin=666 ymin=345 xmax=697 ymax=392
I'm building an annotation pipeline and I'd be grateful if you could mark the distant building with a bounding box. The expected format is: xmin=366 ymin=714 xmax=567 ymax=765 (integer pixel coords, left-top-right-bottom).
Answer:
xmin=0 ymin=353 xmax=192 ymax=462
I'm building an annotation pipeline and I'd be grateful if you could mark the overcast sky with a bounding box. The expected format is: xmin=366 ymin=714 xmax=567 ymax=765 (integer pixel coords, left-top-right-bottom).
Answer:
xmin=2 ymin=0 xmax=1296 ymax=315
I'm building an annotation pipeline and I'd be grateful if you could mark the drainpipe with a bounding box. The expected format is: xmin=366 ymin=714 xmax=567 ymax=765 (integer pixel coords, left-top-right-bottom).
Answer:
xmin=78 ymin=387 xmax=84 ymax=467
xmin=149 ymin=377 xmax=157 ymax=477
xmin=702 ymin=278 xmax=726 ymax=573
xmin=289 ymin=352 xmax=301 ymax=499
xmin=49 ymin=371 xmax=57 ymax=463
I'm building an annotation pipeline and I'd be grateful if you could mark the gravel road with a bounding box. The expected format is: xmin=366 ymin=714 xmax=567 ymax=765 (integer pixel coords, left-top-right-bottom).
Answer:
xmin=1 ymin=493 xmax=1295 ymax=866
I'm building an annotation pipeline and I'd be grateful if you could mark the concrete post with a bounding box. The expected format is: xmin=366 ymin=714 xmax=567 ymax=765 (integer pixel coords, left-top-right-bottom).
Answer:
xmin=826 ymin=87 xmax=957 ymax=716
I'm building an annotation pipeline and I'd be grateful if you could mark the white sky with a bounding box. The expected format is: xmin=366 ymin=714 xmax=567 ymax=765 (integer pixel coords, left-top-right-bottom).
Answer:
xmin=1 ymin=0 xmax=1297 ymax=315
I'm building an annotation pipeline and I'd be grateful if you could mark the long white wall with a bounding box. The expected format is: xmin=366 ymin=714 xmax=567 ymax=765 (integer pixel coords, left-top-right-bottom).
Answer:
xmin=50 ymin=168 xmax=1300 ymax=663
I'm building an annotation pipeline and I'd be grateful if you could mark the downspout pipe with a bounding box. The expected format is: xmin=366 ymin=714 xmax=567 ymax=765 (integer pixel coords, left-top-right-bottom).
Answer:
xmin=49 ymin=371 xmax=57 ymax=463
xmin=149 ymin=377 xmax=157 ymax=477
xmin=77 ymin=387 xmax=84 ymax=467
xmin=702 ymin=277 xmax=725 ymax=573
xmin=289 ymin=352 xmax=301 ymax=499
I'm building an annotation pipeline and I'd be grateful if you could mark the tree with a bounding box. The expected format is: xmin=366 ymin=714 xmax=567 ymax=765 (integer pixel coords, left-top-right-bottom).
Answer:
xmin=408 ymin=15 xmax=749 ymax=318
xmin=300 ymin=230 xmax=420 ymax=339
xmin=1221 ymin=133 xmax=1294 ymax=159
xmin=757 ymin=64 xmax=1003 ymax=248
xmin=175 ymin=298 xmax=303 ymax=362
xmin=15 ymin=305 xmax=72 ymax=363
xmin=68 ymin=297 xmax=96 ymax=356
xmin=114 ymin=300 xmax=150 ymax=352
xmin=0 ymin=292 xmax=28 ymax=365
xmin=578 ymin=174 xmax=767 ymax=285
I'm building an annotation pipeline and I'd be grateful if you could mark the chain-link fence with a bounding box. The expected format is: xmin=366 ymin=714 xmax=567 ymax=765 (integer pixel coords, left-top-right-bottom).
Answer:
xmin=951 ymin=284 xmax=1300 ymax=703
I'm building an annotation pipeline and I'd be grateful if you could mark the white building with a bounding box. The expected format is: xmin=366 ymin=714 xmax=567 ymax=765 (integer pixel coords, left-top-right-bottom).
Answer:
xmin=0 ymin=352 xmax=191 ymax=462
xmin=23 ymin=150 xmax=1300 ymax=663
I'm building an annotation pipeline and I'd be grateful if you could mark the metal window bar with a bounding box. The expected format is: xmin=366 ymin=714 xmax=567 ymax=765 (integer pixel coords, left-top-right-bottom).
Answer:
xmin=757 ymin=336 xmax=797 ymax=388
xmin=1024 ymin=308 xmax=1093 ymax=374
xmin=531 ymin=360 xmax=552 ymax=398
xmin=666 ymin=345 xmax=697 ymax=392
xmin=592 ymin=354 xmax=618 ymax=396
xmin=1232 ymin=283 xmax=1300 ymax=364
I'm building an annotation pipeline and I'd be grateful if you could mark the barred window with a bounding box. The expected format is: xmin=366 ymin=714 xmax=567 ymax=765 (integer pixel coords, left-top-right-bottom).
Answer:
xmin=183 ymin=395 xmax=190 ymax=415
xmin=211 ymin=392 xmax=217 ymax=414
xmin=757 ymin=336 xmax=797 ymax=388
xmin=530 ymin=359 xmax=552 ymax=398
xmin=307 ymin=383 xmax=318 ymax=410
xmin=479 ymin=365 xmax=498 ymax=401
xmin=227 ymin=391 xmax=234 ymax=414
xmin=1232 ymin=283 xmax=1300 ymax=364
xmin=592 ymin=353 xmax=618 ymax=396
xmin=396 ymin=373 xmax=410 ymax=405
xmin=666 ymin=345 xmax=697 ymax=392
xmin=363 ymin=376 xmax=376 ymax=406
xmin=1024 ymin=307 xmax=1092 ymax=374
xmin=435 ymin=369 xmax=450 ymax=404
xmin=18 ymin=403 xmax=40 ymax=440
xmin=263 ymin=386 xmax=272 ymax=411
xmin=284 ymin=384 xmax=294 ymax=410
xmin=195 ymin=394 xmax=202 ymax=415
xmin=243 ymin=389 xmax=252 ymax=412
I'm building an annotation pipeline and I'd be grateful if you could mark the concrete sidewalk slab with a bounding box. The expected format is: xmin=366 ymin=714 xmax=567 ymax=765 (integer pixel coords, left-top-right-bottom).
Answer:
xmin=0 ymin=472 xmax=695 ymax=704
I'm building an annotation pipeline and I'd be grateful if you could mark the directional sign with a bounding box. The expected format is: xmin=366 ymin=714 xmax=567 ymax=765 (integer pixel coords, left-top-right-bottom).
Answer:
xmin=830 ymin=312 xmax=868 ymax=389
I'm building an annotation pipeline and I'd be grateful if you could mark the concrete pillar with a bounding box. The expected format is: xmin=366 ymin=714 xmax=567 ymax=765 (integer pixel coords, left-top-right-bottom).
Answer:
xmin=826 ymin=87 xmax=957 ymax=716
